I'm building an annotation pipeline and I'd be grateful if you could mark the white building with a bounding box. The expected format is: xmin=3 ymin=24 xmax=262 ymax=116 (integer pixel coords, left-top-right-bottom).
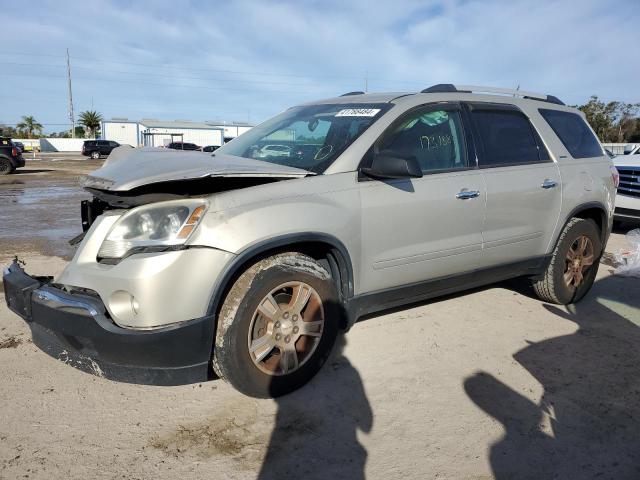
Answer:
xmin=101 ymin=118 xmax=252 ymax=147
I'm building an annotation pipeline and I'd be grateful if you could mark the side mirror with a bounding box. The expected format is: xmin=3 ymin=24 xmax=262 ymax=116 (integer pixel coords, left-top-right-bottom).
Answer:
xmin=361 ymin=150 xmax=423 ymax=179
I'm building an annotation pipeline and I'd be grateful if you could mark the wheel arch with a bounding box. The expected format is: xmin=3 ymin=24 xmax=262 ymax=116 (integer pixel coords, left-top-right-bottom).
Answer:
xmin=553 ymin=202 xmax=609 ymax=249
xmin=206 ymin=233 xmax=354 ymax=328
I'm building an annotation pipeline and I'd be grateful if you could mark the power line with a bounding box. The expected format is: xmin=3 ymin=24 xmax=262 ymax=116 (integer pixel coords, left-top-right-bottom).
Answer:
xmin=0 ymin=71 xmax=338 ymax=95
xmin=0 ymin=51 xmax=425 ymax=86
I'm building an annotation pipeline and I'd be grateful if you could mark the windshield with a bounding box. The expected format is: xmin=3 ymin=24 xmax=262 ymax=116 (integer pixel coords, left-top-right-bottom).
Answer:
xmin=216 ymin=103 xmax=391 ymax=173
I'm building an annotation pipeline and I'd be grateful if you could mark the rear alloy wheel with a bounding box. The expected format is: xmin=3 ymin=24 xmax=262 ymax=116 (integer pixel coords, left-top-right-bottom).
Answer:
xmin=563 ymin=235 xmax=596 ymax=288
xmin=91 ymin=151 xmax=100 ymax=159
xmin=532 ymin=218 xmax=601 ymax=304
xmin=213 ymin=253 xmax=339 ymax=398
xmin=0 ymin=157 xmax=14 ymax=175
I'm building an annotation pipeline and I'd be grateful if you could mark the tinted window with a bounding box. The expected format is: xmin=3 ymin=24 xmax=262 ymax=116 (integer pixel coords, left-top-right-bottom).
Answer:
xmin=471 ymin=109 xmax=545 ymax=166
xmin=378 ymin=108 xmax=468 ymax=173
xmin=109 ymin=141 xmax=119 ymax=147
xmin=539 ymin=109 xmax=603 ymax=158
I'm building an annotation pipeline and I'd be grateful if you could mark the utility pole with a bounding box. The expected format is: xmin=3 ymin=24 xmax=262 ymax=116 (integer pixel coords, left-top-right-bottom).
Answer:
xmin=66 ymin=48 xmax=75 ymax=138
xmin=364 ymin=70 xmax=368 ymax=93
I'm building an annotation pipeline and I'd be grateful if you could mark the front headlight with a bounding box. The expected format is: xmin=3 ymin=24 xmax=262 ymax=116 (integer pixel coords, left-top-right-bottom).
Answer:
xmin=98 ymin=199 xmax=208 ymax=259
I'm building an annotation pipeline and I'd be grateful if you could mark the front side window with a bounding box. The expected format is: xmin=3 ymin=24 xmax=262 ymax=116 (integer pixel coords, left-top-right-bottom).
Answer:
xmin=471 ymin=109 xmax=546 ymax=167
xmin=539 ymin=109 xmax=603 ymax=159
xmin=377 ymin=108 xmax=469 ymax=173
xmin=216 ymin=103 xmax=391 ymax=173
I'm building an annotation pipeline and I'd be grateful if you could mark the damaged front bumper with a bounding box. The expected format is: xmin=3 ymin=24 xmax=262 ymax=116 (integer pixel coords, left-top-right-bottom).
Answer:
xmin=2 ymin=260 xmax=215 ymax=385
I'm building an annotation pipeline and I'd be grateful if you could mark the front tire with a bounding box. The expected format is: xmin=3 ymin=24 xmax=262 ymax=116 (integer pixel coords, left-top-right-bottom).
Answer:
xmin=213 ymin=253 xmax=339 ymax=398
xmin=532 ymin=218 xmax=602 ymax=304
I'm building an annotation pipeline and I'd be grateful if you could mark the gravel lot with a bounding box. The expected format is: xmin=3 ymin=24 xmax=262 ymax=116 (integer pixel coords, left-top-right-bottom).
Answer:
xmin=1 ymin=156 xmax=639 ymax=479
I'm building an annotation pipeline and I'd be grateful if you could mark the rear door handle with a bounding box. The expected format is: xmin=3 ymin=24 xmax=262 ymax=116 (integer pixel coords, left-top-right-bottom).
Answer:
xmin=541 ymin=179 xmax=557 ymax=189
xmin=456 ymin=190 xmax=480 ymax=200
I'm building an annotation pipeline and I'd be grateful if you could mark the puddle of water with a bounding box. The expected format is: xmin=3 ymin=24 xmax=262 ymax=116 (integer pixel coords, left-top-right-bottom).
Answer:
xmin=0 ymin=180 xmax=90 ymax=259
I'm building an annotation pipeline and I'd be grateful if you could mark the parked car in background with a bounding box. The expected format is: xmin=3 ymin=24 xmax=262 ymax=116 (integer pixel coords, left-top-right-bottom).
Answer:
xmin=254 ymin=144 xmax=292 ymax=158
xmin=167 ymin=142 xmax=201 ymax=151
xmin=82 ymin=140 xmax=120 ymax=159
xmin=202 ymin=145 xmax=220 ymax=153
xmin=623 ymin=144 xmax=640 ymax=155
xmin=12 ymin=141 xmax=25 ymax=152
xmin=0 ymin=137 xmax=25 ymax=174
xmin=3 ymin=84 xmax=616 ymax=398
xmin=613 ymin=154 xmax=640 ymax=223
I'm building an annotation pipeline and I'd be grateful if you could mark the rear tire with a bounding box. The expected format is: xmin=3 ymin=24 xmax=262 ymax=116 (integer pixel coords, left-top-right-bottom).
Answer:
xmin=213 ymin=253 xmax=340 ymax=398
xmin=0 ymin=157 xmax=14 ymax=175
xmin=91 ymin=151 xmax=100 ymax=159
xmin=532 ymin=218 xmax=601 ymax=304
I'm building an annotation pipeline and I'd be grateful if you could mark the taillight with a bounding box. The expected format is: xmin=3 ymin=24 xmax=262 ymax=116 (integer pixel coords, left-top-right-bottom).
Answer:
xmin=611 ymin=165 xmax=620 ymax=188
xmin=11 ymin=147 xmax=18 ymax=157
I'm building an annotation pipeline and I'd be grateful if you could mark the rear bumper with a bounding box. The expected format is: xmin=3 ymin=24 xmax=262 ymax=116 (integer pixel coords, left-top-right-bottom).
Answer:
xmin=3 ymin=261 xmax=215 ymax=385
xmin=14 ymin=156 xmax=25 ymax=168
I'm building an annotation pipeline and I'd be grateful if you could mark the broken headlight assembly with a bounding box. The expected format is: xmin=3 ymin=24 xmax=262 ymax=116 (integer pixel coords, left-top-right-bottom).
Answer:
xmin=97 ymin=199 xmax=208 ymax=260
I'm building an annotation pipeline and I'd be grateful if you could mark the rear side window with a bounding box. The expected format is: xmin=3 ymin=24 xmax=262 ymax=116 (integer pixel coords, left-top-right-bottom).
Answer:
xmin=539 ymin=109 xmax=603 ymax=159
xmin=471 ymin=109 xmax=548 ymax=167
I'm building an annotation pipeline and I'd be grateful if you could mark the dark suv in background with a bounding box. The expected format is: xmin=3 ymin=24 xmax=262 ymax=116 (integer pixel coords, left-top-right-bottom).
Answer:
xmin=0 ymin=137 xmax=25 ymax=175
xmin=82 ymin=140 xmax=120 ymax=159
xmin=167 ymin=142 xmax=200 ymax=151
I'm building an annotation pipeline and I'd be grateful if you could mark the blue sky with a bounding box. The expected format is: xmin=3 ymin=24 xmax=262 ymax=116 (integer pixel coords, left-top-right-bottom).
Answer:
xmin=1 ymin=0 xmax=638 ymax=133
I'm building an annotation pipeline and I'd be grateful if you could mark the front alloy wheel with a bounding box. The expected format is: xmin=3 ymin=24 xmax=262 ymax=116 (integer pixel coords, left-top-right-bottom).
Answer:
xmin=213 ymin=253 xmax=339 ymax=398
xmin=248 ymin=281 xmax=324 ymax=376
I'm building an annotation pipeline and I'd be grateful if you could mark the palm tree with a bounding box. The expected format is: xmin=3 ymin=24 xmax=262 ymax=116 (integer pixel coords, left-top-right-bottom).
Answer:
xmin=79 ymin=110 xmax=103 ymax=138
xmin=16 ymin=115 xmax=43 ymax=139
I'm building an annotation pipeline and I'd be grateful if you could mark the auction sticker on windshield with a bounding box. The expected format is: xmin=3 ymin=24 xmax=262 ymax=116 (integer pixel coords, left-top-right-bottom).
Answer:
xmin=335 ymin=108 xmax=381 ymax=117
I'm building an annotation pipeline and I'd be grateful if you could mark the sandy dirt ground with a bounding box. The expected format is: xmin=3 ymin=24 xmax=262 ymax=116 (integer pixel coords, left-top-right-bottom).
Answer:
xmin=1 ymin=157 xmax=639 ymax=479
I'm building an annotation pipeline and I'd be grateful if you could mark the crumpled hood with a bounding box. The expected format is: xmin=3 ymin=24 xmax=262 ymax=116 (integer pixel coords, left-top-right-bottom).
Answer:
xmin=83 ymin=146 xmax=312 ymax=191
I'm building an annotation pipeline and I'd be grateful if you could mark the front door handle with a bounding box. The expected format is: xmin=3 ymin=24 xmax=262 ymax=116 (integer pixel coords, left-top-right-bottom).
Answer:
xmin=456 ymin=190 xmax=480 ymax=200
xmin=541 ymin=179 xmax=557 ymax=189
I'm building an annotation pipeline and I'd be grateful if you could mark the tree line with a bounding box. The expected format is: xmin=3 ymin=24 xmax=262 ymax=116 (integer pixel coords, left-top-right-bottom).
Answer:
xmin=575 ymin=96 xmax=640 ymax=143
xmin=0 ymin=111 xmax=103 ymax=139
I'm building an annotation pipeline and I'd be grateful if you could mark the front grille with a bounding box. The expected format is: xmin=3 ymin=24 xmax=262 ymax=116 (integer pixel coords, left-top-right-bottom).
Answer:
xmin=617 ymin=167 xmax=640 ymax=198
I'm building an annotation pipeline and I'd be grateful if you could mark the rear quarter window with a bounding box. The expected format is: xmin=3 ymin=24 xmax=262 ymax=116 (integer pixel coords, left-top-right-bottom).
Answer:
xmin=539 ymin=109 xmax=603 ymax=159
xmin=470 ymin=108 xmax=549 ymax=166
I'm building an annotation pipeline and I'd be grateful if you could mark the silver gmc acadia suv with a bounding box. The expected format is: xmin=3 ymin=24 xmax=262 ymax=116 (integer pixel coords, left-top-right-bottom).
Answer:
xmin=3 ymin=84 xmax=617 ymax=398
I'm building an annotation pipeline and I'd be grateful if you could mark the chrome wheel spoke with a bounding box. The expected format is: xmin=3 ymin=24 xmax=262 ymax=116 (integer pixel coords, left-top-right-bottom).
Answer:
xmin=290 ymin=284 xmax=312 ymax=313
xmin=566 ymin=247 xmax=577 ymax=261
xmin=574 ymin=269 xmax=584 ymax=285
xmin=300 ymin=320 xmax=323 ymax=337
xmin=564 ymin=269 xmax=575 ymax=286
xmin=578 ymin=236 xmax=589 ymax=255
xmin=279 ymin=344 xmax=299 ymax=374
xmin=257 ymin=294 xmax=281 ymax=321
xmin=582 ymin=253 xmax=595 ymax=267
xmin=250 ymin=335 xmax=276 ymax=363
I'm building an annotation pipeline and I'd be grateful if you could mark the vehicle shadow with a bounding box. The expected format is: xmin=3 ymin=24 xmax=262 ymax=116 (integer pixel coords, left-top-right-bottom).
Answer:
xmin=464 ymin=273 xmax=640 ymax=479
xmin=257 ymin=334 xmax=372 ymax=480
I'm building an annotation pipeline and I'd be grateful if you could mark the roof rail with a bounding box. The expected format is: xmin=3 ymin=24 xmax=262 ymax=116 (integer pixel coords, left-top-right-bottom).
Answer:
xmin=420 ymin=84 xmax=565 ymax=105
xmin=340 ymin=91 xmax=365 ymax=96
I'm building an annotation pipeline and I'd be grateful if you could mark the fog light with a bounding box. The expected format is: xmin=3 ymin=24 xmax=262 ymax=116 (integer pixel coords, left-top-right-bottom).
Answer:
xmin=109 ymin=290 xmax=139 ymax=324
